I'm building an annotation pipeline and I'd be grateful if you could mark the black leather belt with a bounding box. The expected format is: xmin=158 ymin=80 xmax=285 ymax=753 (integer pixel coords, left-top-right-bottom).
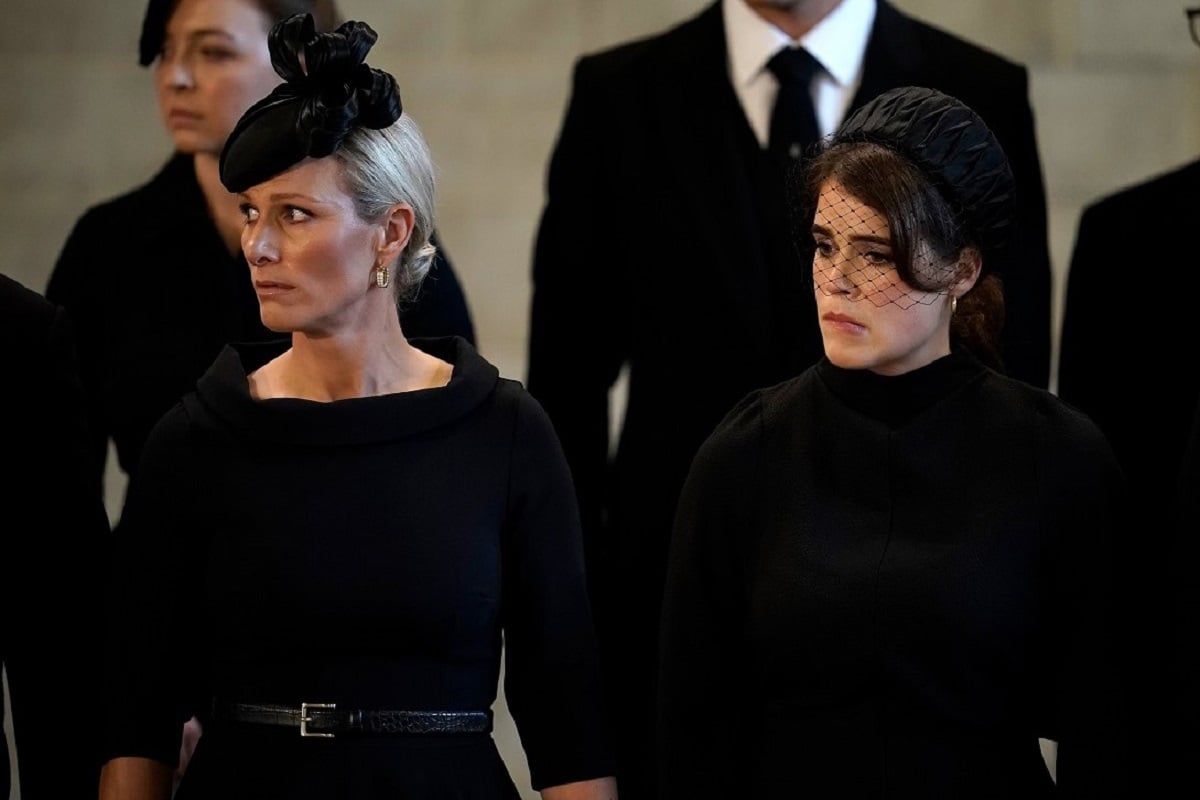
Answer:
xmin=212 ymin=701 xmax=492 ymax=738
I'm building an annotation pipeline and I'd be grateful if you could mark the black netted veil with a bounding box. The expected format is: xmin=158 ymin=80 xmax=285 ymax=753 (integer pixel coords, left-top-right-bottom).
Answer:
xmin=219 ymin=13 xmax=403 ymax=193
xmin=790 ymin=86 xmax=1018 ymax=311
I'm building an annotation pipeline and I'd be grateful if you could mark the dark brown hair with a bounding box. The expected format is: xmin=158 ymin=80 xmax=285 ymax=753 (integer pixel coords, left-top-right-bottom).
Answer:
xmin=139 ymin=0 xmax=343 ymax=66
xmin=800 ymin=141 xmax=1006 ymax=372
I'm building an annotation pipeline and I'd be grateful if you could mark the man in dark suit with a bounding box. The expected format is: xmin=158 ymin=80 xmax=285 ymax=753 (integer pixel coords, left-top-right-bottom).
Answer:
xmin=1058 ymin=141 xmax=1200 ymax=800
xmin=1 ymin=272 xmax=111 ymax=799
xmin=1059 ymin=158 xmax=1200 ymax=530
xmin=1163 ymin=393 xmax=1200 ymax=792
xmin=527 ymin=1 xmax=1051 ymax=795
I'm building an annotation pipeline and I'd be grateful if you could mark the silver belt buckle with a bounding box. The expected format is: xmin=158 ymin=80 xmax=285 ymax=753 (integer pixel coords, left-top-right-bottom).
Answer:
xmin=299 ymin=702 xmax=336 ymax=738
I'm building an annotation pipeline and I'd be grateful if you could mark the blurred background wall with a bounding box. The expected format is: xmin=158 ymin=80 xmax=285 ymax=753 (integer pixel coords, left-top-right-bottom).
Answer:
xmin=3 ymin=1 xmax=1199 ymax=798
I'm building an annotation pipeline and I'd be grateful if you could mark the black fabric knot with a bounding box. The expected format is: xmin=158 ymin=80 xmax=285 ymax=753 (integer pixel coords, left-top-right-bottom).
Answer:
xmin=766 ymin=46 xmax=822 ymax=161
xmin=219 ymin=12 xmax=404 ymax=193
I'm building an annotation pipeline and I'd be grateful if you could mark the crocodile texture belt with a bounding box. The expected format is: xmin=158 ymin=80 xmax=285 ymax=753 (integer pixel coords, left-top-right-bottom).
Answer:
xmin=212 ymin=701 xmax=493 ymax=738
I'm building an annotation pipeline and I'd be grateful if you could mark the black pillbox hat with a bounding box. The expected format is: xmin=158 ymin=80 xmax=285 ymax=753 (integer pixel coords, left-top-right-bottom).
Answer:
xmin=832 ymin=85 xmax=1017 ymax=261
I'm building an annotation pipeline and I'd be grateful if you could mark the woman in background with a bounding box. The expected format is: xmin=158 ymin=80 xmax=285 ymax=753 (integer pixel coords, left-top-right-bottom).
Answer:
xmin=658 ymin=86 xmax=1130 ymax=798
xmin=98 ymin=14 xmax=615 ymax=800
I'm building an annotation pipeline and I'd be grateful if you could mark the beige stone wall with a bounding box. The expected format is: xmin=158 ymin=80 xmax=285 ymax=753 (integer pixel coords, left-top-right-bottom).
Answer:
xmin=3 ymin=0 xmax=1199 ymax=380
xmin=3 ymin=1 xmax=1198 ymax=797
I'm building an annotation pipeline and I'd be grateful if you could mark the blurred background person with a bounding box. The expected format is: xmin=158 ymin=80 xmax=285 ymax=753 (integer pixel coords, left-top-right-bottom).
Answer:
xmin=1 ymin=272 xmax=111 ymax=799
xmin=527 ymin=2 xmax=1051 ymax=794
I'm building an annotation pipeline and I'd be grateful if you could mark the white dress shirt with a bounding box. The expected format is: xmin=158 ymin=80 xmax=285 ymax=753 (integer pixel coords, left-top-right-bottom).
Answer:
xmin=723 ymin=0 xmax=877 ymax=147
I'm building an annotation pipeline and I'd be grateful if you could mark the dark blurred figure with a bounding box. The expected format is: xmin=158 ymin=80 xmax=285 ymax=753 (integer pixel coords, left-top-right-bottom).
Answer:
xmin=1057 ymin=9 xmax=1200 ymax=789
xmin=1165 ymin=395 xmax=1200 ymax=789
xmin=527 ymin=1 xmax=1052 ymax=795
xmin=1 ymin=272 xmax=112 ymax=799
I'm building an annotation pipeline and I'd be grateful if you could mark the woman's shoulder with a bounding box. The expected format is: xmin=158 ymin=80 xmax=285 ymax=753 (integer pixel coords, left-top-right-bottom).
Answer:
xmin=984 ymin=371 xmax=1118 ymax=462
xmin=987 ymin=372 xmax=1099 ymax=426
xmin=702 ymin=368 xmax=820 ymax=450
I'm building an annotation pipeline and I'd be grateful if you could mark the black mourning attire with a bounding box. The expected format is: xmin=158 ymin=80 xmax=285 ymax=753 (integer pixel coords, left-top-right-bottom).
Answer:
xmin=659 ymin=352 xmax=1130 ymax=799
xmin=102 ymin=337 xmax=614 ymax=798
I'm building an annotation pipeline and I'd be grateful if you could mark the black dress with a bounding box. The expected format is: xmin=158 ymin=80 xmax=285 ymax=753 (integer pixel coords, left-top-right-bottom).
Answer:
xmin=45 ymin=153 xmax=476 ymax=494
xmin=659 ymin=352 xmax=1130 ymax=798
xmin=103 ymin=337 xmax=613 ymax=799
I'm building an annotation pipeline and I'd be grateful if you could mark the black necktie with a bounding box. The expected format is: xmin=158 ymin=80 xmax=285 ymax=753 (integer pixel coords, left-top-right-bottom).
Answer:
xmin=766 ymin=46 xmax=821 ymax=161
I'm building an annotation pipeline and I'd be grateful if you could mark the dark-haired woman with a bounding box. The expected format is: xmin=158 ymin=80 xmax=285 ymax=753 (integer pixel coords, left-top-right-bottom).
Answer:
xmin=98 ymin=15 xmax=615 ymax=800
xmin=657 ymin=86 xmax=1130 ymax=799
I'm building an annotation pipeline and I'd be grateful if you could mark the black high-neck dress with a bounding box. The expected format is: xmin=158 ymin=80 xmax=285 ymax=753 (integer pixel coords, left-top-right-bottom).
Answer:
xmin=46 ymin=153 xmax=476 ymax=500
xmin=102 ymin=336 xmax=613 ymax=799
xmin=659 ymin=351 xmax=1131 ymax=798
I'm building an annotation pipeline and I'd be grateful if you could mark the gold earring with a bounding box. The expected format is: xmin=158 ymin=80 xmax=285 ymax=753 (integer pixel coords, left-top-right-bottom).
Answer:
xmin=375 ymin=264 xmax=390 ymax=289
xmin=950 ymin=295 xmax=958 ymax=314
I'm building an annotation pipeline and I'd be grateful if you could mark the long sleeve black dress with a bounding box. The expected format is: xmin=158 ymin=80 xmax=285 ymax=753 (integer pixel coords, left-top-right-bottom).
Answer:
xmin=102 ymin=336 xmax=613 ymax=799
xmin=659 ymin=351 xmax=1130 ymax=799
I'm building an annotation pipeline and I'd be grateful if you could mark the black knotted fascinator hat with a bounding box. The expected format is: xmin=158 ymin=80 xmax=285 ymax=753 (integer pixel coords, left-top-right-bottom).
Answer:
xmin=219 ymin=13 xmax=403 ymax=193
xmin=830 ymin=86 xmax=1016 ymax=263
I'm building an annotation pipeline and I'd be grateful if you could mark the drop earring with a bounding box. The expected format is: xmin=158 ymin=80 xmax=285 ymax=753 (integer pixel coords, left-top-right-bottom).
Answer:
xmin=375 ymin=263 xmax=390 ymax=289
xmin=950 ymin=295 xmax=958 ymax=314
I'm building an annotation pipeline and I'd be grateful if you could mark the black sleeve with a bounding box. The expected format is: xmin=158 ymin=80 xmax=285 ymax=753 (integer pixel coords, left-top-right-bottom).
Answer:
xmin=100 ymin=407 xmax=200 ymax=768
xmin=657 ymin=394 xmax=761 ymax=800
xmin=1040 ymin=411 xmax=1133 ymax=798
xmin=500 ymin=391 xmax=616 ymax=790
